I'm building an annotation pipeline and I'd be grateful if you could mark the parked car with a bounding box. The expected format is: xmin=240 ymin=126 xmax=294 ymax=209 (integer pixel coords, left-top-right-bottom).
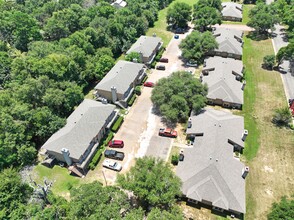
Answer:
xmin=102 ymin=159 xmax=122 ymax=171
xmin=108 ymin=140 xmax=124 ymax=148
xmin=104 ymin=149 xmax=125 ymax=161
xmin=159 ymin=57 xmax=169 ymax=63
xmin=158 ymin=128 xmax=177 ymax=138
xmin=174 ymin=35 xmax=179 ymax=39
xmin=186 ymin=61 xmax=198 ymax=67
xmin=143 ymin=82 xmax=155 ymax=87
xmin=156 ymin=65 xmax=166 ymax=70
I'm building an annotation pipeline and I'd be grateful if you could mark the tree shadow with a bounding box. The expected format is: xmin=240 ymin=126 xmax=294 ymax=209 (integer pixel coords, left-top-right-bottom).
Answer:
xmin=151 ymin=106 xmax=177 ymax=128
xmin=247 ymin=31 xmax=269 ymax=41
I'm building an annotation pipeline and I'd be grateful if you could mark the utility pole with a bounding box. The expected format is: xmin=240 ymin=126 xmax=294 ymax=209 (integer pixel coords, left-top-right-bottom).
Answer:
xmin=102 ymin=169 xmax=107 ymax=186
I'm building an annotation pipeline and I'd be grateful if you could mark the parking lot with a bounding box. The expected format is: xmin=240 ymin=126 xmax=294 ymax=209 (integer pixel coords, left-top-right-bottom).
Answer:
xmin=94 ymin=28 xmax=197 ymax=185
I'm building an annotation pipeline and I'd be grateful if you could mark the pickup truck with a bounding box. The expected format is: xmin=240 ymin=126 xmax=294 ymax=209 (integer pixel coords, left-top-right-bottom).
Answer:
xmin=158 ymin=128 xmax=177 ymax=138
xmin=104 ymin=149 xmax=125 ymax=161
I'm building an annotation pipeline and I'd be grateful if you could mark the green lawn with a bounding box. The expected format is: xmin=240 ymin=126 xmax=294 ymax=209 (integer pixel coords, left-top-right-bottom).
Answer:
xmin=33 ymin=165 xmax=82 ymax=197
xmin=223 ymin=4 xmax=254 ymax=25
xmin=242 ymin=35 xmax=260 ymax=161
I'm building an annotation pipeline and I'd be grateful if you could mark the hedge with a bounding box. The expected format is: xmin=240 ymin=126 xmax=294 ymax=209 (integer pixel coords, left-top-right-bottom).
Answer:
xmin=111 ymin=116 xmax=124 ymax=132
xmin=141 ymin=75 xmax=148 ymax=84
xmin=135 ymin=85 xmax=141 ymax=95
xmin=89 ymin=147 xmax=105 ymax=170
xmin=127 ymin=93 xmax=137 ymax=106
xmin=103 ymin=131 xmax=114 ymax=146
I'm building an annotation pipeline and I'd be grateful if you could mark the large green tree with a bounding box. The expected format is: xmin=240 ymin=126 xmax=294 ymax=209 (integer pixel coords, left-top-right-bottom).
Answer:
xmin=69 ymin=181 xmax=130 ymax=219
xmin=247 ymin=3 xmax=280 ymax=34
xmin=193 ymin=6 xmax=222 ymax=31
xmin=166 ymin=2 xmax=192 ymax=28
xmin=180 ymin=31 xmax=218 ymax=65
xmin=151 ymin=71 xmax=208 ymax=122
xmin=0 ymin=169 xmax=33 ymax=218
xmin=117 ymin=157 xmax=182 ymax=209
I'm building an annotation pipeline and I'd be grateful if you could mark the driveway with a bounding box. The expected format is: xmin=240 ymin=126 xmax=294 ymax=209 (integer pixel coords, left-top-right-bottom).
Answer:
xmin=271 ymin=25 xmax=294 ymax=100
xmin=98 ymin=27 xmax=197 ymax=184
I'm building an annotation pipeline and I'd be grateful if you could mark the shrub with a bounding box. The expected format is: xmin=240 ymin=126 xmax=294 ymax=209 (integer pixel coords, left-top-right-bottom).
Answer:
xmin=103 ymin=131 xmax=114 ymax=146
xmin=135 ymin=85 xmax=141 ymax=95
xmin=127 ymin=93 xmax=137 ymax=106
xmin=263 ymin=55 xmax=275 ymax=70
xmin=89 ymin=147 xmax=104 ymax=170
xmin=151 ymin=61 xmax=157 ymax=69
xmin=141 ymin=75 xmax=148 ymax=84
xmin=155 ymin=47 xmax=165 ymax=61
xmin=171 ymin=154 xmax=179 ymax=165
xmin=272 ymin=107 xmax=292 ymax=127
xmin=111 ymin=116 xmax=124 ymax=132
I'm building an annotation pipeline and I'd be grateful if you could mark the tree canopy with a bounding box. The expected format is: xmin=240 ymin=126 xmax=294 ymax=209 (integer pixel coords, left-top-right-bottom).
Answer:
xmin=268 ymin=196 xmax=294 ymax=220
xmin=247 ymin=3 xmax=280 ymax=34
xmin=166 ymin=2 xmax=192 ymax=28
xmin=151 ymin=71 xmax=208 ymax=123
xmin=179 ymin=31 xmax=218 ymax=65
xmin=0 ymin=0 xmax=173 ymax=171
xmin=193 ymin=0 xmax=222 ymax=31
xmin=117 ymin=157 xmax=182 ymax=210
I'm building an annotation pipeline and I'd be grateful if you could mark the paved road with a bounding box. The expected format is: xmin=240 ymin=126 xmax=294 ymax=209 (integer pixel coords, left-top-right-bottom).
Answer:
xmin=271 ymin=25 xmax=294 ymax=100
xmin=99 ymin=27 xmax=196 ymax=184
xmin=266 ymin=0 xmax=294 ymax=100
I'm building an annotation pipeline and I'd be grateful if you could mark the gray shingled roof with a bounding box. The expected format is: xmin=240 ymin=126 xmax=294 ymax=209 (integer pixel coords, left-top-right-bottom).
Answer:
xmin=202 ymin=56 xmax=244 ymax=104
xmin=177 ymin=108 xmax=246 ymax=214
xmin=222 ymin=2 xmax=243 ymax=19
xmin=42 ymin=99 xmax=116 ymax=160
xmin=213 ymin=28 xmax=243 ymax=55
xmin=94 ymin=60 xmax=144 ymax=95
xmin=126 ymin=35 xmax=162 ymax=58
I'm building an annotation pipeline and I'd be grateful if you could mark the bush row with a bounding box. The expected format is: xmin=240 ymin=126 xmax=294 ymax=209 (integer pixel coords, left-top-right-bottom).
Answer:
xmin=127 ymin=94 xmax=137 ymax=106
xmin=89 ymin=148 xmax=105 ymax=170
xmin=111 ymin=116 xmax=124 ymax=132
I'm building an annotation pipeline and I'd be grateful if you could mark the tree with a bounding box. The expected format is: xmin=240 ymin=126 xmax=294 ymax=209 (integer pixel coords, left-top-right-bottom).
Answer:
xmin=166 ymin=2 xmax=192 ymax=28
xmin=117 ymin=157 xmax=182 ymax=210
xmin=263 ymin=55 xmax=276 ymax=70
xmin=151 ymin=71 xmax=207 ymax=123
xmin=276 ymin=43 xmax=294 ymax=65
xmin=272 ymin=107 xmax=292 ymax=127
xmin=69 ymin=181 xmax=130 ymax=219
xmin=247 ymin=3 xmax=280 ymax=35
xmin=0 ymin=169 xmax=33 ymax=218
xmin=193 ymin=6 xmax=222 ymax=31
xmin=180 ymin=31 xmax=218 ymax=64
xmin=0 ymin=10 xmax=42 ymax=51
xmin=194 ymin=0 xmax=222 ymax=11
xmin=125 ymin=52 xmax=143 ymax=63
xmin=147 ymin=206 xmax=184 ymax=220
xmin=268 ymin=196 xmax=294 ymax=220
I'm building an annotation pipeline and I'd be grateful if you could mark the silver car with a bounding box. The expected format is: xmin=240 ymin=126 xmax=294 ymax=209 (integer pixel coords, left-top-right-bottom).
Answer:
xmin=102 ymin=159 xmax=122 ymax=171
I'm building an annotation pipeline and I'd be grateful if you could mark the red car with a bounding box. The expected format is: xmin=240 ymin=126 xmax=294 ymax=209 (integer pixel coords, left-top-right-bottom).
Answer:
xmin=143 ymin=82 xmax=155 ymax=87
xmin=158 ymin=128 xmax=177 ymax=138
xmin=108 ymin=140 xmax=124 ymax=148
xmin=159 ymin=58 xmax=169 ymax=63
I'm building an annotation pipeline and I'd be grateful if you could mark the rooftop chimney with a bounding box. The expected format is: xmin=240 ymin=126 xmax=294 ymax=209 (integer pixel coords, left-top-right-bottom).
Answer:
xmin=111 ymin=86 xmax=117 ymax=103
xmin=242 ymin=166 xmax=249 ymax=179
xmin=187 ymin=117 xmax=192 ymax=128
xmin=61 ymin=148 xmax=72 ymax=166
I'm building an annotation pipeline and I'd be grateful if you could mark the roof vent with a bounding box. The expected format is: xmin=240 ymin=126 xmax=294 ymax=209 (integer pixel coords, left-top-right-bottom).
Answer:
xmin=216 ymin=159 xmax=218 ymax=162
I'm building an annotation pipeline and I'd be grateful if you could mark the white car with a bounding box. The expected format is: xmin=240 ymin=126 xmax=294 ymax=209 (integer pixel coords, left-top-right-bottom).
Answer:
xmin=102 ymin=159 xmax=122 ymax=171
